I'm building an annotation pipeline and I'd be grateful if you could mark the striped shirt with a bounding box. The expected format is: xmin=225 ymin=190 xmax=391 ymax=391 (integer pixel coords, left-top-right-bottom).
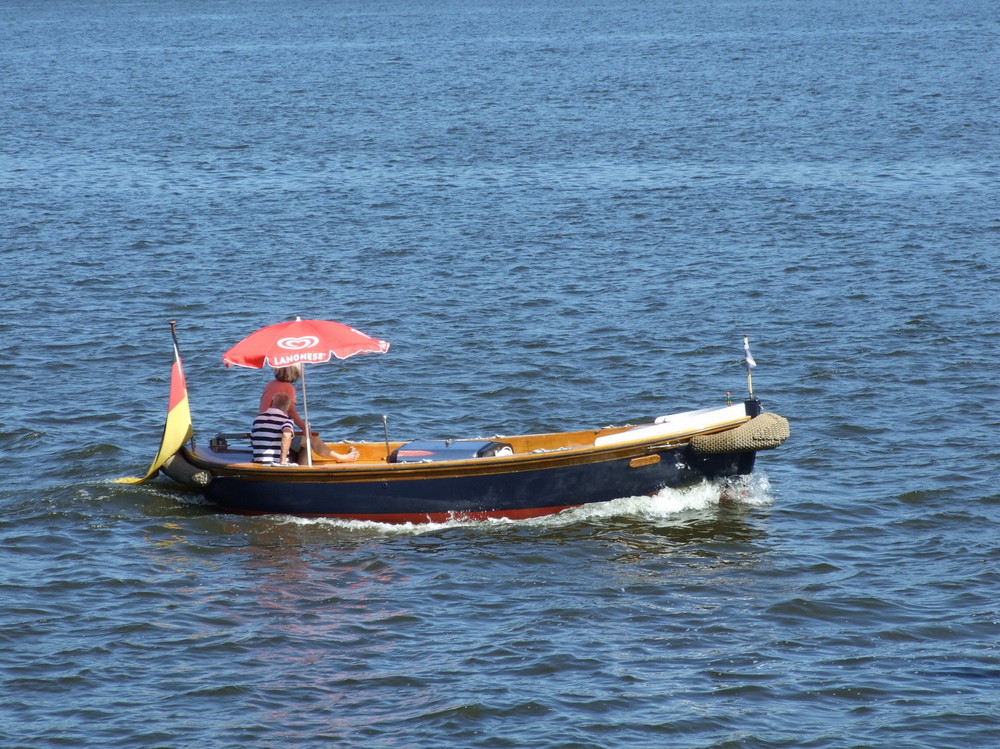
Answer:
xmin=251 ymin=408 xmax=294 ymax=463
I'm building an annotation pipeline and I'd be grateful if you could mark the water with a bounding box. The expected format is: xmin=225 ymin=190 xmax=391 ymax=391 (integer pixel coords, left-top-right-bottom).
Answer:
xmin=2 ymin=0 xmax=999 ymax=746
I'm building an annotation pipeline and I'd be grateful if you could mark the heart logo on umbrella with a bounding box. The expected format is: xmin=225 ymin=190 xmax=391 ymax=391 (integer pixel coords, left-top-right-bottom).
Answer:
xmin=278 ymin=336 xmax=319 ymax=350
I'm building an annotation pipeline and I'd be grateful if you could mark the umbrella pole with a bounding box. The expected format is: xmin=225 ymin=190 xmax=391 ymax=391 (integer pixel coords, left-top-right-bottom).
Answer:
xmin=300 ymin=364 xmax=312 ymax=466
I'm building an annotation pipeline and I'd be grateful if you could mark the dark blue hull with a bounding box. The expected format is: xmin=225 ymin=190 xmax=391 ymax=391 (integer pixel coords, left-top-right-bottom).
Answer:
xmin=197 ymin=445 xmax=755 ymax=522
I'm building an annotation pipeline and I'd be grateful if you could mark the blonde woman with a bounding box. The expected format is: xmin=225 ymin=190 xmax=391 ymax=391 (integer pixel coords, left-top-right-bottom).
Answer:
xmin=259 ymin=365 xmax=358 ymax=463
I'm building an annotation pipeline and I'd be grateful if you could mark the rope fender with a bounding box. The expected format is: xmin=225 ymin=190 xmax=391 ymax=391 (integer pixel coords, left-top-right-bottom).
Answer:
xmin=689 ymin=412 xmax=790 ymax=455
xmin=161 ymin=452 xmax=212 ymax=488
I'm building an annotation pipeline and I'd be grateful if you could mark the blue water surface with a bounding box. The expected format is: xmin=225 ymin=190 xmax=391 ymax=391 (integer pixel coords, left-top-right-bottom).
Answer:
xmin=2 ymin=1 xmax=999 ymax=747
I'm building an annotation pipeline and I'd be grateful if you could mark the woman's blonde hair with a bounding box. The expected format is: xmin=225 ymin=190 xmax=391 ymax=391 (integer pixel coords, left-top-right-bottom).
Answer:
xmin=274 ymin=365 xmax=301 ymax=383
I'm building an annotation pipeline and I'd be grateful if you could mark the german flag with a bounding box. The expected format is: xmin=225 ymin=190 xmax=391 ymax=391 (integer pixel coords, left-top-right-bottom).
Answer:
xmin=115 ymin=335 xmax=193 ymax=484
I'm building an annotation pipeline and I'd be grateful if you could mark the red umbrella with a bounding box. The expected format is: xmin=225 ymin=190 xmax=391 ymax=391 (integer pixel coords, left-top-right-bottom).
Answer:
xmin=223 ymin=318 xmax=390 ymax=465
xmin=223 ymin=318 xmax=389 ymax=369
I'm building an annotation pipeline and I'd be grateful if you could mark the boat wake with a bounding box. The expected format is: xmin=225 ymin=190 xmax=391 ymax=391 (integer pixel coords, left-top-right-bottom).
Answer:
xmin=283 ymin=473 xmax=774 ymax=535
xmin=557 ymin=472 xmax=773 ymax=526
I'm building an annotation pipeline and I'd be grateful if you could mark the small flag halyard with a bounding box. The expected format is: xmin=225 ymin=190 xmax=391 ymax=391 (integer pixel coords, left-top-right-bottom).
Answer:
xmin=114 ymin=330 xmax=194 ymax=484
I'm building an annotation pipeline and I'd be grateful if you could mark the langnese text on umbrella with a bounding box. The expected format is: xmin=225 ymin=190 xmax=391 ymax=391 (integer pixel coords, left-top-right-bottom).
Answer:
xmin=271 ymin=352 xmax=328 ymax=366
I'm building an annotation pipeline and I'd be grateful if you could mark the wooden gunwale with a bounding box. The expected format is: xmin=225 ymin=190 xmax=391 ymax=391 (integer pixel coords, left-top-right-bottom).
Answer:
xmin=183 ymin=413 xmax=752 ymax=484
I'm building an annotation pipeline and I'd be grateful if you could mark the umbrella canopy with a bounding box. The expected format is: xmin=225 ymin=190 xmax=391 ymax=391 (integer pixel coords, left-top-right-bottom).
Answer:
xmin=223 ymin=318 xmax=390 ymax=370
xmin=223 ymin=318 xmax=389 ymax=466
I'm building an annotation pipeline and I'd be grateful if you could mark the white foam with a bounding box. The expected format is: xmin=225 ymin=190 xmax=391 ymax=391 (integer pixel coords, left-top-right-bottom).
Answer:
xmin=280 ymin=473 xmax=774 ymax=534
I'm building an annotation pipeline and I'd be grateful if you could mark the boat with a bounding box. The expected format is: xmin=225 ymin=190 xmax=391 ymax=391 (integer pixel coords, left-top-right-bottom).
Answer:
xmin=119 ymin=324 xmax=789 ymax=523
xmin=164 ymin=399 xmax=788 ymax=523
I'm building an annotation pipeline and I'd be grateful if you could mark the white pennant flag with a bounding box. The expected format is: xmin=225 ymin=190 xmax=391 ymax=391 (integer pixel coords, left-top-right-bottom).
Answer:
xmin=743 ymin=334 xmax=757 ymax=369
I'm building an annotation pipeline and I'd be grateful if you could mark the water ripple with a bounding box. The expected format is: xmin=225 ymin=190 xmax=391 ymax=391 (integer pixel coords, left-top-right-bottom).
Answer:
xmin=4 ymin=0 xmax=1000 ymax=747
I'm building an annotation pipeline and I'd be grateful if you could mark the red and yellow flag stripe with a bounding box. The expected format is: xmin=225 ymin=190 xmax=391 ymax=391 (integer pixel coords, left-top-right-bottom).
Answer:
xmin=115 ymin=341 xmax=193 ymax=484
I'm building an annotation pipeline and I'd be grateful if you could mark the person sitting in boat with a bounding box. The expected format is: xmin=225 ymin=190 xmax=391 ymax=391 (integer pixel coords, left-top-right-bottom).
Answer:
xmin=260 ymin=365 xmax=358 ymax=463
xmin=251 ymin=392 xmax=296 ymax=465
